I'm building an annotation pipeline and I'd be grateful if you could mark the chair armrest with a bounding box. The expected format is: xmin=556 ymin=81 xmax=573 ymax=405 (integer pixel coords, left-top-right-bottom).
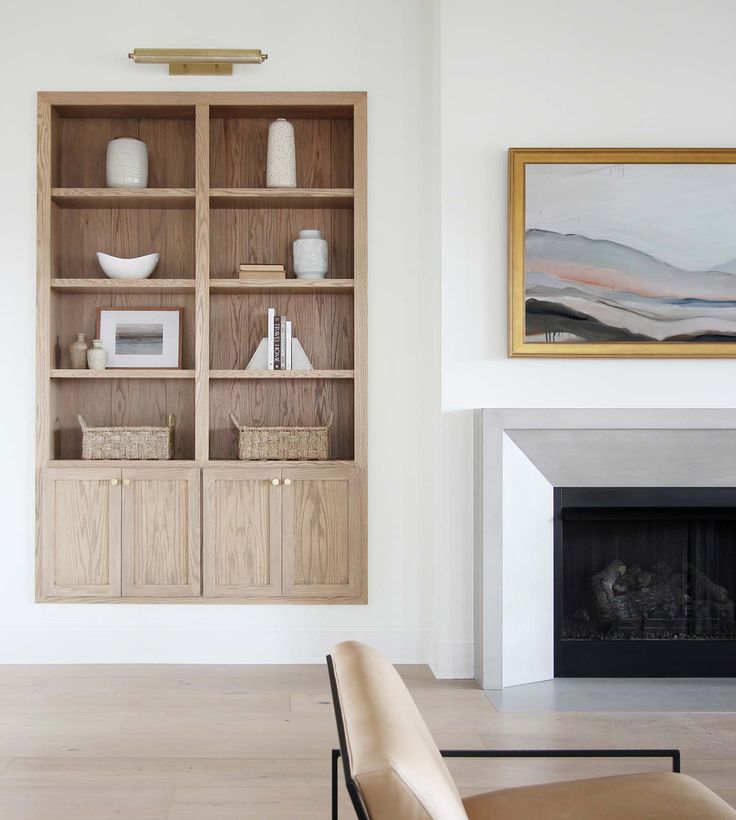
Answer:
xmin=438 ymin=748 xmax=681 ymax=773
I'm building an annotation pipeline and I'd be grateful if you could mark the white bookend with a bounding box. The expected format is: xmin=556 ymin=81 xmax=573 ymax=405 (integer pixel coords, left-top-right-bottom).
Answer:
xmin=246 ymin=337 xmax=311 ymax=370
xmin=291 ymin=338 xmax=313 ymax=370
xmin=285 ymin=320 xmax=293 ymax=370
xmin=267 ymin=308 xmax=275 ymax=370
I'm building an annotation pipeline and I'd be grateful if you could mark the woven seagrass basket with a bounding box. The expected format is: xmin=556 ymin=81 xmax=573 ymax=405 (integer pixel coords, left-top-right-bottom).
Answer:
xmin=229 ymin=413 xmax=332 ymax=461
xmin=79 ymin=415 xmax=175 ymax=460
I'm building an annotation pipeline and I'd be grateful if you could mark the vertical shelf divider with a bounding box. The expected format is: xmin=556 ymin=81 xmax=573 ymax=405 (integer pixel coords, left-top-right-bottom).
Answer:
xmin=195 ymin=104 xmax=210 ymax=462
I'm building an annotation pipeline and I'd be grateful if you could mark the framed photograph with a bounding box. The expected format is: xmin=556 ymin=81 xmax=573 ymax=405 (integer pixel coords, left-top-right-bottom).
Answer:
xmin=96 ymin=307 xmax=183 ymax=369
xmin=509 ymin=149 xmax=736 ymax=357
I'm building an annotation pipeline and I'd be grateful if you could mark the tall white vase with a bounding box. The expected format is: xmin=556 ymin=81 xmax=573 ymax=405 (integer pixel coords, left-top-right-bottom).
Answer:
xmin=266 ymin=119 xmax=296 ymax=188
xmin=106 ymin=138 xmax=148 ymax=188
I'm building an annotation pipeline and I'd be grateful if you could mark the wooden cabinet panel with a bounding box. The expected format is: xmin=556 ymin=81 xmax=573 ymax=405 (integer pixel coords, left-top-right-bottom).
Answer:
xmin=121 ymin=468 xmax=200 ymax=597
xmin=41 ymin=468 xmax=121 ymax=597
xmin=282 ymin=466 xmax=363 ymax=599
xmin=203 ymin=467 xmax=281 ymax=597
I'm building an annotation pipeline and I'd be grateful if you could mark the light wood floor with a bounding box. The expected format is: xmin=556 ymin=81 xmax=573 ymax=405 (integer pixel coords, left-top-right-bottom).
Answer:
xmin=0 ymin=664 xmax=734 ymax=819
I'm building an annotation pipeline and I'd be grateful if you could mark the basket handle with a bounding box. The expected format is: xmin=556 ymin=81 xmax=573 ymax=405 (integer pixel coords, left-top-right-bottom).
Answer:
xmin=324 ymin=412 xmax=334 ymax=429
xmin=229 ymin=413 xmax=241 ymax=430
xmin=167 ymin=414 xmax=176 ymax=430
xmin=77 ymin=415 xmax=88 ymax=430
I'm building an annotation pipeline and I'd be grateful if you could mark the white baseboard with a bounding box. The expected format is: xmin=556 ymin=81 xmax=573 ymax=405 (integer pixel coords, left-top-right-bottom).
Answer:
xmin=430 ymin=638 xmax=475 ymax=679
xmin=0 ymin=626 xmax=430 ymax=665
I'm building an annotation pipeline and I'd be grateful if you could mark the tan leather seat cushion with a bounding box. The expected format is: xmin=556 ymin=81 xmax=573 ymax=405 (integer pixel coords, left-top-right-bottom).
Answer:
xmin=463 ymin=771 xmax=736 ymax=819
xmin=331 ymin=641 xmax=468 ymax=820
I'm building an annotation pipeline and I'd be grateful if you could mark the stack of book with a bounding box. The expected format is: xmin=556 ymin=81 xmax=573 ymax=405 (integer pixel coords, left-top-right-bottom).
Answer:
xmin=245 ymin=309 xmax=313 ymax=371
xmin=238 ymin=263 xmax=286 ymax=281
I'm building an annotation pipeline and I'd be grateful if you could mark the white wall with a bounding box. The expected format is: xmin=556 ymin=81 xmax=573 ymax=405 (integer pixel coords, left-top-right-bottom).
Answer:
xmin=441 ymin=0 xmax=736 ymax=410
xmin=0 ymin=0 xmax=467 ymax=667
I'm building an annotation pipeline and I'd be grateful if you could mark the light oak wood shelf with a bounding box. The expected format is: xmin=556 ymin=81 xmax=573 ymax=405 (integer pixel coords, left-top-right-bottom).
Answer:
xmin=209 ymin=278 xmax=354 ymax=294
xmin=51 ymin=369 xmax=196 ymax=379
xmin=37 ymin=91 xmax=367 ymax=605
xmin=209 ymin=369 xmax=355 ymax=380
xmin=209 ymin=188 xmax=354 ymax=209
xmin=52 ymin=278 xmax=195 ymax=294
xmin=51 ymin=188 xmax=196 ymax=208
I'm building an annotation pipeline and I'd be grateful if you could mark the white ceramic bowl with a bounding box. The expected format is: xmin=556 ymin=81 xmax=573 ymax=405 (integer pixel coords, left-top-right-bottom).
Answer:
xmin=96 ymin=252 xmax=159 ymax=280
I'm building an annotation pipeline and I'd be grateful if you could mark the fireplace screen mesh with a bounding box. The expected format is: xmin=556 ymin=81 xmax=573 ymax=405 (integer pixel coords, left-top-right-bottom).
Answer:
xmin=561 ymin=512 xmax=736 ymax=641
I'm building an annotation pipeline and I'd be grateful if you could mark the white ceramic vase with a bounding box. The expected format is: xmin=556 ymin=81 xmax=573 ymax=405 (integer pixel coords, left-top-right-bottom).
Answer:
xmin=293 ymin=229 xmax=328 ymax=279
xmin=266 ymin=119 xmax=296 ymax=188
xmin=106 ymin=138 xmax=148 ymax=188
xmin=68 ymin=332 xmax=89 ymax=369
xmin=86 ymin=339 xmax=107 ymax=370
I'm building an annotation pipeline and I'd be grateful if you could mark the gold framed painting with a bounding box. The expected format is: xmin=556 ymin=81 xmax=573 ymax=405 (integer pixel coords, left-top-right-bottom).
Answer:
xmin=509 ymin=148 xmax=736 ymax=357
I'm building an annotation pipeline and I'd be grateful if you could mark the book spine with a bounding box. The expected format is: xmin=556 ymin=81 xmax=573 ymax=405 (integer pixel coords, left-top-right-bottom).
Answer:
xmin=280 ymin=315 xmax=287 ymax=370
xmin=273 ymin=316 xmax=281 ymax=370
xmin=267 ymin=308 xmax=275 ymax=370
xmin=285 ymin=321 xmax=292 ymax=370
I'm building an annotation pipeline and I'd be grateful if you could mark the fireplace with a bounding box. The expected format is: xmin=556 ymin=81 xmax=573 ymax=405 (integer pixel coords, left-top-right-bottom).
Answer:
xmin=555 ymin=488 xmax=736 ymax=677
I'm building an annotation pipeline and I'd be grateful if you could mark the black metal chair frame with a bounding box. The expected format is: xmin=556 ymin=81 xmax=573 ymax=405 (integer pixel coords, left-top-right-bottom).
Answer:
xmin=326 ymin=654 xmax=681 ymax=820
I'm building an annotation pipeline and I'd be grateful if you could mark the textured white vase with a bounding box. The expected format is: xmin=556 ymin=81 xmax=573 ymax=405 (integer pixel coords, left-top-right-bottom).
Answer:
xmin=293 ymin=229 xmax=328 ymax=279
xmin=266 ymin=119 xmax=296 ymax=188
xmin=106 ymin=138 xmax=148 ymax=188
xmin=86 ymin=339 xmax=107 ymax=370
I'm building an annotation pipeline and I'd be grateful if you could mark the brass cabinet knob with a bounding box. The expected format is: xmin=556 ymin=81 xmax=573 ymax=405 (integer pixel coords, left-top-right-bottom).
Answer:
xmin=123 ymin=479 xmax=131 ymax=486
xmin=283 ymin=478 xmax=292 ymax=486
xmin=271 ymin=478 xmax=280 ymax=486
xmin=110 ymin=478 xmax=119 ymax=486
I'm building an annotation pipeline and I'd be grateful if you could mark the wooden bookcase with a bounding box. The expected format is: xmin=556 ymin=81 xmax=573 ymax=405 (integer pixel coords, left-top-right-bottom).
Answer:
xmin=37 ymin=92 xmax=367 ymax=603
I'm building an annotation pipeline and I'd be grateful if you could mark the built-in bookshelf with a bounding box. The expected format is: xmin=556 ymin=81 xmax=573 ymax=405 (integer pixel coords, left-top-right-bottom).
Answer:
xmin=37 ymin=92 xmax=367 ymax=604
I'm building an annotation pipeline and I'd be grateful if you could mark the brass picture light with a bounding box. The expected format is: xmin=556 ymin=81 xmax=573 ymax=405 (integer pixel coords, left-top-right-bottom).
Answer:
xmin=128 ymin=48 xmax=268 ymax=76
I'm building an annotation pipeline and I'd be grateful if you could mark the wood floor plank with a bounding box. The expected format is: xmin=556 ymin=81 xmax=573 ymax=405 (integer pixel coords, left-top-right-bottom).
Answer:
xmin=0 ymin=663 xmax=733 ymax=818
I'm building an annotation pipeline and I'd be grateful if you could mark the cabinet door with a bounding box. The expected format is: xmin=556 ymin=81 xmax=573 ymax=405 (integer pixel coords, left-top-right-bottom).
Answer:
xmin=41 ymin=468 xmax=121 ymax=598
xmin=121 ymin=468 xmax=201 ymax=597
xmin=282 ymin=466 xmax=363 ymax=600
xmin=203 ymin=467 xmax=282 ymax=598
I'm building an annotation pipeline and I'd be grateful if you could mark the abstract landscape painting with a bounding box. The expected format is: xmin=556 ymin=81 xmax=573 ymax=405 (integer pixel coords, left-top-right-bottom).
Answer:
xmin=509 ymin=150 xmax=736 ymax=356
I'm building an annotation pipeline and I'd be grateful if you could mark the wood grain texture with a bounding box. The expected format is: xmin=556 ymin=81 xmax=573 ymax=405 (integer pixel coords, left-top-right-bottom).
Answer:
xmin=209 ymin=279 xmax=354 ymax=294
xmin=51 ymin=370 xmax=195 ymax=379
xmin=281 ymin=465 xmax=361 ymax=598
xmin=203 ymin=467 xmax=281 ymax=597
xmin=210 ymin=188 xmax=353 ymax=209
xmin=52 ymin=380 xmax=195 ymax=460
xmin=54 ymin=292 xmax=195 ymax=369
xmin=209 ymin=370 xmax=354 ymax=380
xmin=52 ymin=189 xmax=195 ymax=209
xmin=41 ymin=468 xmax=121 ymax=597
xmin=209 ymin=207 xmax=353 ymax=279
xmin=208 ymin=380 xmax=354 ymax=461
xmin=194 ymin=104 xmax=210 ymax=463
xmin=58 ymin=208 xmax=195 ymax=279
xmin=57 ymin=116 xmax=194 ymax=188
xmin=209 ymin=292 xmax=353 ymax=370
xmin=52 ymin=278 xmax=195 ymax=294
xmin=121 ymin=468 xmax=200 ymax=596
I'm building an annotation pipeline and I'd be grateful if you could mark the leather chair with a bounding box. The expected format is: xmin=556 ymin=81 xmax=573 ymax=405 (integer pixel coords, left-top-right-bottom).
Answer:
xmin=327 ymin=641 xmax=736 ymax=819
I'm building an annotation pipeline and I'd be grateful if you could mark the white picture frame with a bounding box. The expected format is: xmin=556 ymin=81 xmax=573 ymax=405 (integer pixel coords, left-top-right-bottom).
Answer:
xmin=96 ymin=307 xmax=183 ymax=369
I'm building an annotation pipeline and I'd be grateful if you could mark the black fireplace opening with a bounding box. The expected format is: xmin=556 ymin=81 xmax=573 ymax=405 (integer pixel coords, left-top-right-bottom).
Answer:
xmin=554 ymin=488 xmax=736 ymax=677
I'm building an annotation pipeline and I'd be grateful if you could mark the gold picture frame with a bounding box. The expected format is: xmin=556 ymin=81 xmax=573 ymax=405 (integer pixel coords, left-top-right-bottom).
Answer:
xmin=509 ymin=148 xmax=736 ymax=357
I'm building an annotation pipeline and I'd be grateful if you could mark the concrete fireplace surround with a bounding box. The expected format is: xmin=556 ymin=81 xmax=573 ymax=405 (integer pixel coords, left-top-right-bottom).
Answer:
xmin=474 ymin=409 xmax=736 ymax=690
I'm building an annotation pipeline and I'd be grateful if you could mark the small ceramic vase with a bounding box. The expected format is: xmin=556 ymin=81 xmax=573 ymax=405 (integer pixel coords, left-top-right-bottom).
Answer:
xmin=293 ymin=229 xmax=328 ymax=279
xmin=86 ymin=339 xmax=107 ymax=370
xmin=266 ymin=119 xmax=296 ymax=187
xmin=68 ymin=333 xmax=89 ymax=369
xmin=106 ymin=138 xmax=148 ymax=188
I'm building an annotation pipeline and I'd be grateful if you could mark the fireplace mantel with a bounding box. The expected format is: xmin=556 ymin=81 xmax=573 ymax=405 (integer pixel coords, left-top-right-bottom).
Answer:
xmin=475 ymin=409 xmax=736 ymax=690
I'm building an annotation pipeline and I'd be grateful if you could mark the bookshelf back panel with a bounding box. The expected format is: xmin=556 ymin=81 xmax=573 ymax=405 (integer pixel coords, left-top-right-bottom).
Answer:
xmin=55 ymin=116 xmax=195 ymax=188
xmin=210 ymin=208 xmax=353 ymax=279
xmin=52 ymin=293 xmax=196 ymax=370
xmin=209 ymin=116 xmax=353 ymax=189
xmin=52 ymin=380 xmax=195 ymax=460
xmin=210 ymin=293 xmax=354 ymax=370
xmin=209 ymin=380 xmax=354 ymax=461
xmin=57 ymin=208 xmax=195 ymax=279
